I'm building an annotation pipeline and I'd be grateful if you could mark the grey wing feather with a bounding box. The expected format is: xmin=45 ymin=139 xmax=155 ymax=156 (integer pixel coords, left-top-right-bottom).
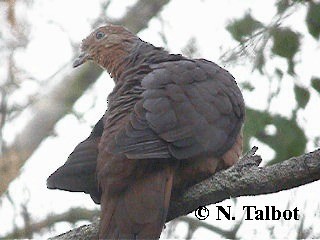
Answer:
xmin=111 ymin=59 xmax=245 ymax=160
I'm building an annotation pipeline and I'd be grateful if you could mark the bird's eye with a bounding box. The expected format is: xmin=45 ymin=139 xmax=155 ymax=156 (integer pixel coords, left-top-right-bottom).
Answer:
xmin=95 ymin=31 xmax=105 ymax=40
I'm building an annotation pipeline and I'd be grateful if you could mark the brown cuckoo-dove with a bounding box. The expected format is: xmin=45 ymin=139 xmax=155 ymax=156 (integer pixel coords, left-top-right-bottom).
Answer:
xmin=47 ymin=24 xmax=245 ymax=239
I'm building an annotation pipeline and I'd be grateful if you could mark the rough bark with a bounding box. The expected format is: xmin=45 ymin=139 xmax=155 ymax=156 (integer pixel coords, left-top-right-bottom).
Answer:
xmin=0 ymin=0 xmax=170 ymax=197
xmin=49 ymin=147 xmax=320 ymax=239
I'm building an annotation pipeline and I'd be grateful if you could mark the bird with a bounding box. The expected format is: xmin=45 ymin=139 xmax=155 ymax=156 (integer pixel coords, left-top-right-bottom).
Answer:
xmin=47 ymin=24 xmax=245 ymax=239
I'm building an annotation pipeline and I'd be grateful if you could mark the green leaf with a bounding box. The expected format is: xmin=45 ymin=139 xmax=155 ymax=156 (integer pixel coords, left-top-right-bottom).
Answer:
xmin=254 ymin=52 xmax=265 ymax=73
xmin=287 ymin=58 xmax=295 ymax=75
xmin=306 ymin=2 xmax=320 ymax=39
xmin=240 ymin=81 xmax=255 ymax=91
xmin=311 ymin=77 xmax=320 ymax=93
xmin=244 ymin=108 xmax=307 ymax=165
xmin=271 ymin=27 xmax=300 ymax=60
xmin=227 ymin=13 xmax=264 ymax=42
xmin=276 ymin=0 xmax=305 ymax=13
xmin=294 ymin=84 xmax=310 ymax=109
xmin=275 ymin=68 xmax=283 ymax=79
xmin=276 ymin=0 xmax=290 ymax=14
xmin=271 ymin=27 xmax=300 ymax=74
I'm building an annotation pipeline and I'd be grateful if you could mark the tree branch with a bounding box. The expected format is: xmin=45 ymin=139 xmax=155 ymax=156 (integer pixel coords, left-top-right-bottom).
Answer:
xmin=167 ymin=147 xmax=320 ymax=220
xmin=3 ymin=208 xmax=99 ymax=239
xmin=49 ymin=148 xmax=320 ymax=239
xmin=0 ymin=0 xmax=170 ymax=197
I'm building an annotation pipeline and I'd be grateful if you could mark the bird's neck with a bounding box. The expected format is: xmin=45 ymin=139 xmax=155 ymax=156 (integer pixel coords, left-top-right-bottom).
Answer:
xmin=102 ymin=41 xmax=182 ymax=84
xmin=101 ymin=43 xmax=134 ymax=81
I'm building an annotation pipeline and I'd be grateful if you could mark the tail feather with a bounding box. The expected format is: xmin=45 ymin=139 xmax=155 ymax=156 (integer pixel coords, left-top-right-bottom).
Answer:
xmin=99 ymin=166 xmax=174 ymax=239
xmin=47 ymin=137 xmax=101 ymax=203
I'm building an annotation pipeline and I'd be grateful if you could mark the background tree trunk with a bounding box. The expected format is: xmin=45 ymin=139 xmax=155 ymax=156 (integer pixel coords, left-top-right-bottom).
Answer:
xmin=0 ymin=0 xmax=170 ymax=197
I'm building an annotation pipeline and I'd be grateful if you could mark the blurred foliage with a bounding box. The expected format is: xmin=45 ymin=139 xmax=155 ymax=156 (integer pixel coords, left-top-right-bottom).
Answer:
xmin=227 ymin=0 xmax=319 ymax=165
xmin=276 ymin=0 xmax=292 ymax=14
xmin=240 ymin=81 xmax=255 ymax=92
xmin=226 ymin=12 xmax=264 ymax=43
xmin=306 ymin=2 xmax=320 ymax=39
xmin=294 ymin=84 xmax=310 ymax=109
xmin=244 ymin=108 xmax=307 ymax=165
xmin=311 ymin=77 xmax=320 ymax=94
xmin=276 ymin=0 xmax=305 ymax=14
xmin=270 ymin=27 xmax=300 ymax=74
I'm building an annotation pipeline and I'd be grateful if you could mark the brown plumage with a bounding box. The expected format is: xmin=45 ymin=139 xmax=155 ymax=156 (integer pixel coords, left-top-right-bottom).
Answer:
xmin=47 ymin=24 xmax=245 ymax=239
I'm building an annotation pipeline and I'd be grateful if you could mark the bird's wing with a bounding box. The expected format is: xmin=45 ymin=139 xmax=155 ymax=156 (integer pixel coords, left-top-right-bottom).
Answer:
xmin=47 ymin=117 xmax=103 ymax=203
xmin=110 ymin=59 xmax=245 ymax=160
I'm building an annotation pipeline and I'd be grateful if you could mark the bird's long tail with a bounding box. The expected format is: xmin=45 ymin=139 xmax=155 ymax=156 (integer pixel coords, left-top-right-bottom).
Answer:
xmin=99 ymin=166 xmax=174 ymax=239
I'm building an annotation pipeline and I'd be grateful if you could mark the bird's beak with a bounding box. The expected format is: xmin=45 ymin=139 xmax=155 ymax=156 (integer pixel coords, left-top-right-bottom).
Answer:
xmin=73 ymin=51 xmax=89 ymax=68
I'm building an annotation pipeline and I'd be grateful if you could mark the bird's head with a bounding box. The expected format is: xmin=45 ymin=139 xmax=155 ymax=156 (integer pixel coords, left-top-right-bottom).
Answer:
xmin=73 ymin=24 xmax=138 ymax=69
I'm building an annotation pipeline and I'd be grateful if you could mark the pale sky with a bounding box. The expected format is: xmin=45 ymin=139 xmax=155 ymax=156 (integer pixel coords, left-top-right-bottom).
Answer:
xmin=1 ymin=0 xmax=320 ymax=238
